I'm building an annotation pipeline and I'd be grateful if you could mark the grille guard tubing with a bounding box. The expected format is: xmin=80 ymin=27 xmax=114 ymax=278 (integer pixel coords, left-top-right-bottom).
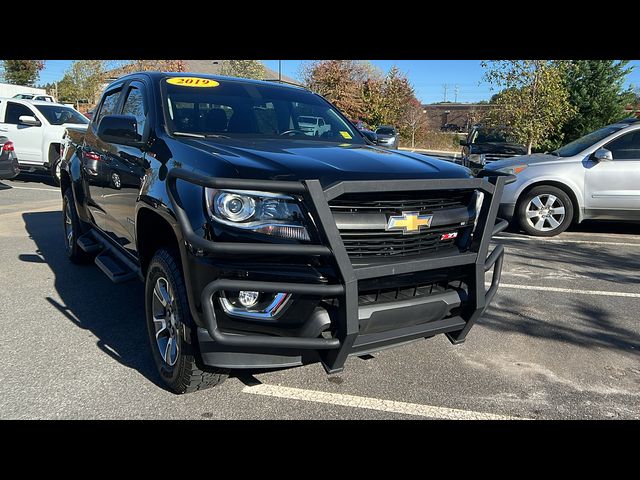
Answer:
xmin=166 ymin=168 xmax=514 ymax=372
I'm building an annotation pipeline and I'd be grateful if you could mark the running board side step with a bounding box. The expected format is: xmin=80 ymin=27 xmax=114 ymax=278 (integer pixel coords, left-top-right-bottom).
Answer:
xmin=77 ymin=232 xmax=103 ymax=253
xmin=78 ymin=229 xmax=141 ymax=283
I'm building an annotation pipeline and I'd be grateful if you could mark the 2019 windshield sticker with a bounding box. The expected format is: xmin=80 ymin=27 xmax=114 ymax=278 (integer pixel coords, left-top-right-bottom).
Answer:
xmin=166 ymin=77 xmax=220 ymax=87
xmin=339 ymin=131 xmax=353 ymax=139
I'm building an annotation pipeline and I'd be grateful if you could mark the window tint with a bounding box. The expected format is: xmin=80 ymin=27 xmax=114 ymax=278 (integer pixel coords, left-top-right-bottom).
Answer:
xmin=604 ymin=130 xmax=640 ymax=160
xmin=96 ymin=88 xmax=122 ymax=124
xmin=5 ymin=102 xmax=36 ymax=125
xmin=121 ymin=86 xmax=147 ymax=136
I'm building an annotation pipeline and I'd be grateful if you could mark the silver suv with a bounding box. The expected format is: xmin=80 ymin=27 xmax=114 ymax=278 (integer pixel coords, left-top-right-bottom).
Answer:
xmin=485 ymin=119 xmax=640 ymax=236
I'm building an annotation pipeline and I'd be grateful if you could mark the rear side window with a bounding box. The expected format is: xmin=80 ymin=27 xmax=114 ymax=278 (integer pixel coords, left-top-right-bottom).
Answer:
xmin=604 ymin=130 xmax=640 ymax=160
xmin=121 ymin=86 xmax=147 ymax=136
xmin=96 ymin=88 xmax=122 ymax=124
xmin=5 ymin=102 xmax=36 ymax=124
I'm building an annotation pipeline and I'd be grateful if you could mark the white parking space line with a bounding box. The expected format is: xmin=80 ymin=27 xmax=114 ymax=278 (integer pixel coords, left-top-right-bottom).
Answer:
xmin=494 ymin=236 xmax=640 ymax=247
xmin=5 ymin=186 xmax=59 ymax=193
xmin=243 ymin=384 xmax=525 ymax=420
xmin=495 ymin=283 xmax=640 ymax=298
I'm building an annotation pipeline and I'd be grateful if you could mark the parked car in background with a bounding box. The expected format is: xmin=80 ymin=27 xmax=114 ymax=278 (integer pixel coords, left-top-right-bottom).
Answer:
xmin=375 ymin=125 xmax=399 ymax=149
xmin=0 ymin=136 xmax=19 ymax=180
xmin=461 ymin=126 xmax=527 ymax=170
xmin=12 ymin=93 xmax=56 ymax=102
xmin=0 ymin=98 xmax=89 ymax=185
xmin=441 ymin=123 xmax=461 ymax=132
xmin=486 ymin=119 xmax=640 ymax=236
xmin=297 ymin=115 xmax=331 ymax=137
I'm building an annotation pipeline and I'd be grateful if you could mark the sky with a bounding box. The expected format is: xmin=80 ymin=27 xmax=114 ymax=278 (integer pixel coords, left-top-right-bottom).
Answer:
xmin=32 ymin=59 xmax=640 ymax=105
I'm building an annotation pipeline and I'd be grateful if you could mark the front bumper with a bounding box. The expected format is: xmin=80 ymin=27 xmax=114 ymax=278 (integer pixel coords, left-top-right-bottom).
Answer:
xmin=167 ymin=169 xmax=513 ymax=373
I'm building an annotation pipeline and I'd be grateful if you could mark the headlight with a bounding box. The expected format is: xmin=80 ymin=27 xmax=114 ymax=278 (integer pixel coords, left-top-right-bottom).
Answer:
xmin=468 ymin=153 xmax=485 ymax=165
xmin=496 ymin=164 xmax=527 ymax=175
xmin=205 ymin=188 xmax=311 ymax=241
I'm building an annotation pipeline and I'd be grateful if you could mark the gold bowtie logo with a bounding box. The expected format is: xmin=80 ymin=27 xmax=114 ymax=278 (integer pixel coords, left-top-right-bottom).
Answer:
xmin=386 ymin=211 xmax=433 ymax=234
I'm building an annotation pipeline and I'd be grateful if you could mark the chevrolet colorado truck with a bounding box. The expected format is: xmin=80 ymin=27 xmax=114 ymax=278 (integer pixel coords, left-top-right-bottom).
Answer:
xmin=60 ymin=72 xmax=512 ymax=394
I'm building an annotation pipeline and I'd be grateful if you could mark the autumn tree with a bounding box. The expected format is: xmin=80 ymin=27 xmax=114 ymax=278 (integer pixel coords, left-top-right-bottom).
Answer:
xmin=301 ymin=60 xmax=374 ymax=121
xmin=401 ymin=98 xmax=428 ymax=148
xmin=2 ymin=60 xmax=45 ymax=86
xmin=482 ymin=60 xmax=574 ymax=154
xmin=219 ymin=60 xmax=265 ymax=80
xmin=113 ymin=60 xmax=186 ymax=73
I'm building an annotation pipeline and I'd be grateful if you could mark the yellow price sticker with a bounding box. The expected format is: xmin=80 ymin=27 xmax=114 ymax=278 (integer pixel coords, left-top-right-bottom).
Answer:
xmin=339 ymin=131 xmax=353 ymax=139
xmin=166 ymin=77 xmax=220 ymax=88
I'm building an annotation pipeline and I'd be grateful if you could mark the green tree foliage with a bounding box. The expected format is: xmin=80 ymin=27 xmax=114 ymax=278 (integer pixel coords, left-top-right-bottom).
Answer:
xmin=482 ymin=60 xmax=575 ymax=154
xmin=58 ymin=60 xmax=106 ymax=105
xmin=2 ymin=60 xmax=45 ymax=86
xmin=553 ymin=60 xmax=634 ymax=146
xmin=219 ymin=60 xmax=265 ymax=80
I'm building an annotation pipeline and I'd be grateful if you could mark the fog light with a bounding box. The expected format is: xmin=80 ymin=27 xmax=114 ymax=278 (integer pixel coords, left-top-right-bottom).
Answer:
xmin=238 ymin=291 xmax=259 ymax=308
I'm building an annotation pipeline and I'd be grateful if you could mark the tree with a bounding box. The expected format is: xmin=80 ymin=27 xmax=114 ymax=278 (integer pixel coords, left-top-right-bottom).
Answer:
xmin=554 ymin=60 xmax=635 ymax=146
xmin=2 ymin=60 xmax=45 ymax=86
xmin=219 ymin=60 xmax=265 ymax=80
xmin=401 ymin=98 xmax=427 ymax=148
xmin=57 ymin=60 xmax=106 ymax=105
xmin=113 ymin=60 xmax=186 ymax=74
xmin=482 ymin=60 xmax=575 ymax=154
xmin=301 ymin=60 xmax=374 ymax=121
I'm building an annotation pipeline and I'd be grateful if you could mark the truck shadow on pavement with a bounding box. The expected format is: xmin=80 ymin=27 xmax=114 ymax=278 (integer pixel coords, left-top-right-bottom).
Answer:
xmin=21 ymin=210 xmax=166 ymax=389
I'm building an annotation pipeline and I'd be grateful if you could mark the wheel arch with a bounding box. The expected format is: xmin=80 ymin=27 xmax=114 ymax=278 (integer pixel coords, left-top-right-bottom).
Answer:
xmin=135 ymin=205 xmax=182 ymax=276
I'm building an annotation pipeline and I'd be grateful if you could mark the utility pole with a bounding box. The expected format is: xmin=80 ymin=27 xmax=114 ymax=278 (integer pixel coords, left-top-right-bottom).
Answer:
xmin=443 ymin=84 xmax=448 ymax=102
xmin=454 ymin=85 xmax=459 ymax=103
xmin=278 ymin=60 xmax=282 ymax=81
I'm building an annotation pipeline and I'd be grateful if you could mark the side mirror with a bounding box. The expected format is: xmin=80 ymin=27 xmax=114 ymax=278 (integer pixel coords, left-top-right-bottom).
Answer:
xmin=97 ymin=115 xmax=144 ymax=147
xmin=19 ymin=115 xmax=41 ymax=127
xmin=459 ymin=139 xmax=468 ymax=146
xmin=592 ymin=148 xmax=613 ymax=162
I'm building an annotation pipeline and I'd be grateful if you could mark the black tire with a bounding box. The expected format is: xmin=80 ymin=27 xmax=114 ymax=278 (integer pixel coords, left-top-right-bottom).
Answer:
xmin=50 ymin=156 xmax=61 ymax=187
xmin=62 ymin=188 xmax=91 ymax=264
xmin=517 ymin=185 xmax=574 ymax=237
xmin=145 ymin=248 xmax=227 ymax=394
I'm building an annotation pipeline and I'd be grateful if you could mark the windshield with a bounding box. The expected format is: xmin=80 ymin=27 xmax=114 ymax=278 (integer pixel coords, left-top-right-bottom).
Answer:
xmin=162 ymin=77 xmax=362 ymax=143
xmin=35 ymin=105 xmax=89 ymax=125
xmin=298 ymin=116 xmax=318 ymax=124
xmin=376 ymin=127 xmax=395 ymax=135
xmin=554 ymin=125 xmax=627 ymax=157
xmin=472 ymin=128 xmax=516 ymax=144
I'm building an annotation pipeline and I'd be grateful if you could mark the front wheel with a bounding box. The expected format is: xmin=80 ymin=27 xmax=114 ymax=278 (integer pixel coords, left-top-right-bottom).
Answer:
xmin=145 ymin=249 xmax=227 ymax=394
xmin=517 ymin=186 xmax=573 ymax=237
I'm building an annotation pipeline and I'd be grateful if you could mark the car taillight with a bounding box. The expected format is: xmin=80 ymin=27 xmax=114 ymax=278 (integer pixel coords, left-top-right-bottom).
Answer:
xmin=82 ymin=151 xmax=101 ymax=161
xmin=2 ymin=141 xmax=14 ymax=152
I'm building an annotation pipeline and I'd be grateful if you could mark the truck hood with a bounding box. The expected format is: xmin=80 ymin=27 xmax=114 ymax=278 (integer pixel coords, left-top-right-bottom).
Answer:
xmin=470 ymin=142 xmax=527 ymax=155
xmin=182 ymin=138 xmax=472 ymax=186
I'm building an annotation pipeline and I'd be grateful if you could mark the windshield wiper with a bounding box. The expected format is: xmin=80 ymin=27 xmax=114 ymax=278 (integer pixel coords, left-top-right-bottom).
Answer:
xmin=548 ymin=151 xmax=560 ymax=156
xmin=173 ymin=131 xmax=205 ymax=138
xmin=204 ymin=134 xmax=229 ymax=139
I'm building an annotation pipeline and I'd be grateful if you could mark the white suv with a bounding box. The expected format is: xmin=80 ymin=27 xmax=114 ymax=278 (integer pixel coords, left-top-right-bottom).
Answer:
xmin=13 ymin=93 xmax=56 ymax=102
xmin=0 ymin=98 xmax=89 ymax=184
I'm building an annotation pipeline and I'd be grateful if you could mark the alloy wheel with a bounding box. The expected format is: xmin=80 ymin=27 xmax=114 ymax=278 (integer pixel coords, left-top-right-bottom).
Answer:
xmin=152 ymin=277 xmax=180 ymax=366
xmin=525 ymin=194 xmax=566 ymax=232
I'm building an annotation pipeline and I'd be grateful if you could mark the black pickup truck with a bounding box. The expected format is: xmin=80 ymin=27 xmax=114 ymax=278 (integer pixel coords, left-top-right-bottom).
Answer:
xmin=60 ymin=72 xmax=512 ymax=394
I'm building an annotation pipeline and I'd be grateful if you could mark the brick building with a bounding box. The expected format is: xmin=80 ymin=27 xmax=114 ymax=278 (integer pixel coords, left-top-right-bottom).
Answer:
xmin=421 ymin=102 xmax=494 ymax=132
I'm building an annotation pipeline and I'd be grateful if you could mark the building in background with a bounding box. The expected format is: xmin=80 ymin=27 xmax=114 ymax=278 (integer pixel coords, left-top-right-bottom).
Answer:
xmin=0 ymin=83 xmax=46 ymax=98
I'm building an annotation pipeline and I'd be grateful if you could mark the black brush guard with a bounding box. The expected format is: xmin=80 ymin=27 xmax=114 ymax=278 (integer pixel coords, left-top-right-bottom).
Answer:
xmin=167 ymin=168 xmax=513 ymax=373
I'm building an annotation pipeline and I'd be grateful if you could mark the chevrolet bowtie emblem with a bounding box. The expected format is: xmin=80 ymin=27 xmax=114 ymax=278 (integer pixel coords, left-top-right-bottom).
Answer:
xmin=386 ymin=211 xmax=433 ymax=234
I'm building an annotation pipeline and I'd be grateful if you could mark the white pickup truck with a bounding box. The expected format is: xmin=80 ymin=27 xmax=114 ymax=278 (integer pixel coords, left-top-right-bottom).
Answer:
xmin=0 ymin=98 xmax=89 ymax=184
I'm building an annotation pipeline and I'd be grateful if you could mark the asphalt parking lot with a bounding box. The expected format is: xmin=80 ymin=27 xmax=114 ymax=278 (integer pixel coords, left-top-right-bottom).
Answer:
xmin=0 ymin=173 xmax=638 ymax=420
